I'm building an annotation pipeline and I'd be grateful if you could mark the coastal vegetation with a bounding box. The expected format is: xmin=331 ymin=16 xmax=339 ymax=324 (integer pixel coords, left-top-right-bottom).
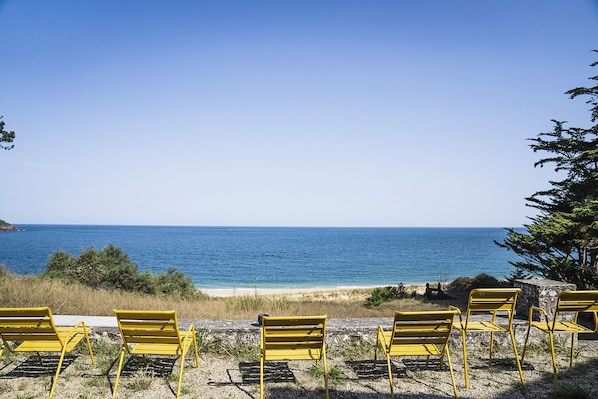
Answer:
xmin=0 ymin=115 xmax=15 ymax=151
xmin=0 ymin=268 xmax=449 ymax=319
xmin=42 ymin=245 xmax=201 ymax=299
xmin=498 ymin=53 xmax=598 ymax=289
xmin=1 ymin=251 xmax=512 ymax=319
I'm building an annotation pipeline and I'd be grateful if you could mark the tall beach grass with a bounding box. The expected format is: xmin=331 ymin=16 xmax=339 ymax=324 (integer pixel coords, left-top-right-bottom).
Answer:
xmin=0 ymin=272 xmax=444 ymax=319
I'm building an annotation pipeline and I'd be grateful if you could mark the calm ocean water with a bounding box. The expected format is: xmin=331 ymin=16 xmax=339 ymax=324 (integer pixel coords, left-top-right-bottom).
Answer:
xmin=0 ymin=225 xmax=521 ymax=289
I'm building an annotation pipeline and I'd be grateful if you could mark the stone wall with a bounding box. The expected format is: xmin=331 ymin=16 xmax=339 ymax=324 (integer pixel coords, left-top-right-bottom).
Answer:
xmin=514 ymin=279 xmax=576 ymax=321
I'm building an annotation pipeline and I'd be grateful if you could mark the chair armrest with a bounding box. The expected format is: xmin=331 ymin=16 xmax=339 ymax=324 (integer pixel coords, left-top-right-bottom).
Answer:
xmin=376 ymin=325 xmax=388 ymax=348
xmin=528 ymin=306 xmax=549 ymax=324
xmin=448 ymin=305 xmax=463 ymax=327
xmin=185 ymin=324 xmax=196 ymax=335
xmin=65 ymin=320 xmax=90 ymax=337
xmin=181 ymin=324 xmax=196 ymax=351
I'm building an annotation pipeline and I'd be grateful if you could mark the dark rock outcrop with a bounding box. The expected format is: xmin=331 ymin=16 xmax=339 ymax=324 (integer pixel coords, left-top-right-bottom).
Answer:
xmin=0 ymin=219 xmax=20 ymax=232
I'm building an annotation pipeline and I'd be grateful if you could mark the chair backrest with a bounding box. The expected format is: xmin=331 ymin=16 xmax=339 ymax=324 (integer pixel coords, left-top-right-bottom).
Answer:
xmin=0 ymin=307 xmax=61 ymax=345
xmin=389 ymin=310 xmax=456 ymax=349
xmin=555 ymin=291 xmax=598 ymax=313
xmin=113 ymin=310 xmax=182 ymax=349
xmin=261 ymin=315 xmax=326 ymax=359
xmin=554 ymin=290 xmax=598 ymax=329
xmin=467 ymin=288 xmax=520 ymax=315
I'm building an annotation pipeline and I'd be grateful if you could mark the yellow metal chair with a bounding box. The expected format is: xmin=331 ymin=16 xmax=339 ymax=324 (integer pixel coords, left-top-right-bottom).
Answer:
xmin=449 ymin=288 xmax=524 ymax=388
xmin=374 ymin=310 xmax=459 ymax=398
xmin=112 ymin=310 xmax=199 ymax=398
xmin=260 ymin=315 xmax=328 ymax=399
xmin=521 ymin=290 xmax=598 ymax=387
xmin=0 ymin=307 xmax=95 ymax=398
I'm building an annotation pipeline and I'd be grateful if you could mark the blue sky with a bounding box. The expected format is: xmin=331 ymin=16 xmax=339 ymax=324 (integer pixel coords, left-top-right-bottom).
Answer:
xmin=1 ymin=1 xmax=597 ymax=227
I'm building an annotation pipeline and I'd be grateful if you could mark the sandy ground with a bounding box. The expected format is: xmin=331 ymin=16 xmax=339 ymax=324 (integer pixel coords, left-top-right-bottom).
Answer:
xmin=1 ymin=336 xmax=597 ymax=398
xmin=203 ymin=285 xmax=426 ymax=299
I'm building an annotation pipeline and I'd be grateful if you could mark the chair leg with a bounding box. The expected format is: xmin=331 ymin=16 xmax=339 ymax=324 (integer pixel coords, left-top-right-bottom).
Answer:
xmin=460 ymin=330 xmax=469 ymax=389
xmin=444 ymin=346 xmax=458 ymax=398
xmin=322 ymin=354 xmax=329 ymax=399
xmin=509 ymin=329 xmax=525 ymax=385
xmin=385 ymin=354 xmax=395 ymax=398
xmin=113 ymin=346 xmax=127 ymax=397
xmin=260 ymin=355 xmax=265 ymax=399
xmin=520 ymin=324 xmax=532 ymax=365
xmin=374 ymin=337 xmax=380 ymax=365
xmin=176 ymin=355 xmax=185 ymax=399
xmin=84 ymin=330 xmax=95 ymax=365
xmin=489 ymin=331 xmax=495 ymax=367
xmin=49 ymin=347 xmax=68 ymax=398
xmin=548 ymin=331 xmax=559 ymax=388
xmin=193 ymin=336 xmax=200 ymax=368
xmin=569 ymin=333 xmax=575 ymax=368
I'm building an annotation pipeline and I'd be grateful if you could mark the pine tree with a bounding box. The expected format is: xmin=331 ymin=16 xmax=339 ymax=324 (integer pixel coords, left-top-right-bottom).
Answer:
xmin=497 ymin=51 xmax=598 ymax=289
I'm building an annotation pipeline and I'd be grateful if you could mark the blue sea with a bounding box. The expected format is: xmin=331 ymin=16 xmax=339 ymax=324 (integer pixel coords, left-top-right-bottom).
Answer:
xmin=0 ymin=225 xmax=521 ymax=289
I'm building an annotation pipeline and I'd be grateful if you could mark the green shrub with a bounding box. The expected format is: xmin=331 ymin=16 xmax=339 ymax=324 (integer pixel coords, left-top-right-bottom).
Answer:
xmin=365 ymin=287 xmax=395 ymax=308
xmin=470 ymin=273 xmax=508 ymax=289
xmin=447 ymin=273 xmax=508 ymax=293
xmin=447 ymin=276 xmax=473 ymax=292
xmin=42 ymin=244 xmax=199 ymax=298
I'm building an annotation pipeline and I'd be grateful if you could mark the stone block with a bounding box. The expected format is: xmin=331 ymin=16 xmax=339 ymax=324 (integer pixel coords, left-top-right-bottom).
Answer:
xmin=514 ymin=279 xmax=576 ymax=321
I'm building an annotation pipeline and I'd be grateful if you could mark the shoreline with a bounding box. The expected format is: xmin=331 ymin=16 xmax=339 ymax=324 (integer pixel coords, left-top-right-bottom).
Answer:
xmin=202 ymin=284 xmax=428 ymax=298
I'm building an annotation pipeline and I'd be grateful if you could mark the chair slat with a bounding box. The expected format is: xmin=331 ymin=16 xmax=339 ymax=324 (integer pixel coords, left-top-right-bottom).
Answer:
xmin=0 ymin=308 xmax=54 ymax=317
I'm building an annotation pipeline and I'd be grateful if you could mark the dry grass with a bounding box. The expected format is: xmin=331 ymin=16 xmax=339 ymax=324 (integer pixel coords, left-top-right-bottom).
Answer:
xmin=0 ymin=273 xmax=448 ymax=319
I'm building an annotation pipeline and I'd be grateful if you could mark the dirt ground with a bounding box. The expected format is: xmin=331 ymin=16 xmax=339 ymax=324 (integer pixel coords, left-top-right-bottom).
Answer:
xmin=1 ymin=336 xmax=597 ymax=399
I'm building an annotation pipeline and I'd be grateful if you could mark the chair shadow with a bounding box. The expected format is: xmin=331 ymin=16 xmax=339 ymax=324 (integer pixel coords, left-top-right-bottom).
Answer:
xmin=345 ymin=359 xmax=396 ymax=380
xmin=0 ymin=354 xmax=77 ymax=378
xmin=238 ymin=361 xmax=296 ymax=385
xmin=116 ymin=355 xmax=177 ymax=378
xmin=470 ymin=356 xmax=523 ymax=372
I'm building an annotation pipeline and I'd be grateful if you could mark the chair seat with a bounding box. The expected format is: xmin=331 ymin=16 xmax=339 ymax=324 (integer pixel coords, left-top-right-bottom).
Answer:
xmin=263 ymin=348 xmax=323 ymax=361
xmin=129 ymin=343 xmax=183 ymax=356
xmin=529 ymin=320 xmax=594 ymax=334
xmin=455 ymin=321 xmax=506 ymax=333
xmin=388 ymin=343 xmax=442 ymax=357
xmin=15 ymin=336 xmax=84 ymax=353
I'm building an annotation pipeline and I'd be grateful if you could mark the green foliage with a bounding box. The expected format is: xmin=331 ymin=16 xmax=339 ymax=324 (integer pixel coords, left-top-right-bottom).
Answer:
xmin=447 ymin=273 xmax=507 ymax=292
xmin=0 ymin=116 xmax=15 ymax=150
xmin=364 ymin=284 xmax=412 ymax=308
xmin=43 ymin=244 xmax=199 ymax=298
xmin=505 ymin=268 xmax=531 ymax=285
xmin=497 ymin=52 xmax=598 ymax=289
xmin=469 ymin=273 xmax=508 ymax=289
xmin=447 ymin=276 xmax=473 ymax=292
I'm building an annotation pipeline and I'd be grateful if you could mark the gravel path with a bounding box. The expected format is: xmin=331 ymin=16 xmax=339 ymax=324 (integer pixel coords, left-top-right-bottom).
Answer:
xmin=1 ymin=338 xmax=597 ymax=398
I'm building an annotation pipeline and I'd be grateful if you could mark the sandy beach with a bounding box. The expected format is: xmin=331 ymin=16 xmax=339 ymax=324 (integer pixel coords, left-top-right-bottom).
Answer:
xmin=203 ymin=284 xmax=427 ymax=298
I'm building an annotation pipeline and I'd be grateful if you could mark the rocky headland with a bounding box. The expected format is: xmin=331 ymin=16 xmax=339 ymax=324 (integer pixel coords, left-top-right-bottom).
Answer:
xmin=0 ymin=219 xmax=20 ymax=232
